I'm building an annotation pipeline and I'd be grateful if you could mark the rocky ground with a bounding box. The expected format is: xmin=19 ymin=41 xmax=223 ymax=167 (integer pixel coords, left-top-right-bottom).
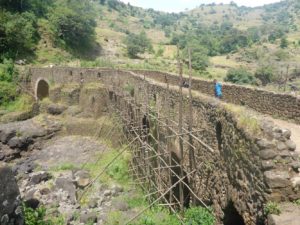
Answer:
xmin=0 ymin=105 xmax=144 ymax=225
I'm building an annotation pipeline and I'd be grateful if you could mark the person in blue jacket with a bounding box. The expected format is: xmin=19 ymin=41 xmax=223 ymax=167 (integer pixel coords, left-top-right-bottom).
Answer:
xmin=214 ymin=79 xmax=222 ymax=99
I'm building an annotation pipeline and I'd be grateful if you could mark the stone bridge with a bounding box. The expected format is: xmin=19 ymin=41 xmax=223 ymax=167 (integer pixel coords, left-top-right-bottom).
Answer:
xmin=21 ymin=67 xmax=300 ymax=225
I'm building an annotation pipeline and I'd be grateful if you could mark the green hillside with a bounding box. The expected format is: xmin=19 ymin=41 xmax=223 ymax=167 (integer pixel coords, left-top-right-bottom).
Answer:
xmin=1 ymin=0 xmax=300 ymax=97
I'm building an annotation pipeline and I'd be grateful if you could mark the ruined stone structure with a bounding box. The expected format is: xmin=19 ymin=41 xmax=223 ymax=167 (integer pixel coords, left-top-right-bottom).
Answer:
xmin=22 ymin=67 xmax=300 ymax=225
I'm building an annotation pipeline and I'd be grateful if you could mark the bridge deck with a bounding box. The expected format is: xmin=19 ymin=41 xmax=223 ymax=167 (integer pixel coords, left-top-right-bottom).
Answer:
xmin=130 ymin=70 xmax=300 ymax=152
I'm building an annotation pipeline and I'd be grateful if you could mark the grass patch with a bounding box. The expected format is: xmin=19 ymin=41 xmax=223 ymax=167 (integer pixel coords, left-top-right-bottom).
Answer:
xmin=294 ymin=199 xmax=300 ymax=206
xmin=81 ymin=58 xmax=116 ymax=68
xmin=264 ymin=202 xmax=281 ymax=215
xmin=84 ymin=146 xmax=131 ymax=186
xmin=224 ymin=104 xmax=261 ymax=135
xmin=3 ymin=94 xmax=34 ymax=112
xmin=50 ymin=163 xmax=76 ymax=172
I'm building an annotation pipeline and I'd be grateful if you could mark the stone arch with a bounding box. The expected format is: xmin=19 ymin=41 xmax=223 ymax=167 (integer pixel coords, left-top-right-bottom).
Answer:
xmin=223 ymin=200 xmax=245 ymax=225
xmin=35 ymin=78 xmax=50 ymax=101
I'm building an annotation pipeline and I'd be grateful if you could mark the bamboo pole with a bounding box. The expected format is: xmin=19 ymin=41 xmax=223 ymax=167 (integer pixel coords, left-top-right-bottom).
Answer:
xmin=188 ymin=48 xmax=196 ymax=204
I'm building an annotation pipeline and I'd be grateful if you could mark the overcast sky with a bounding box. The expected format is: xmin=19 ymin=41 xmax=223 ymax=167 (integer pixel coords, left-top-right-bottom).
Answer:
xmin=120 ymin=0 xmax=283 ymax=12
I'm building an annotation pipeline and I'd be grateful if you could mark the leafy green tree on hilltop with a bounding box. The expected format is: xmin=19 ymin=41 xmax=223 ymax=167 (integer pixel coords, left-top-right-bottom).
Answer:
xmin=49 ymin=0 xmax=96 ymax=53
xmin=125 ymin=31 xmax=153 ymax=58
xmin=0 ymin=10 xmax=38 ymax=59
xmin=280 ymin=37 xmax=288 ymax=48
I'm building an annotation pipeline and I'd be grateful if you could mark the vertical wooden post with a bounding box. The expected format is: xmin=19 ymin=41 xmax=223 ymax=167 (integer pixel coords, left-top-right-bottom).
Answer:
xmin=188 ymin=48 xmax=196 ymax=204
xmin=177 ymin=47 xmax=184 ymax=212
xmin=156 ymin=93 xmax=162 ymax=193
xmin=165 ymin=75 xmax=174 ymax=206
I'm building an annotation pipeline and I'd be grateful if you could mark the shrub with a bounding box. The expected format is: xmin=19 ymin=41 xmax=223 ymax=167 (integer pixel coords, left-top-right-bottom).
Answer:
xmin=0 ymin=10 xmax=38 ymax=58
xmin=255 ymin=66 xmax=274 ymax=86
xmin=49 ymin=0 xmax=96 ymax=53
xmin=24 ymin=205 xmax=47 ymax=225
xmin=24 ymin=204 xmax=65 ymax=225
xmin=224 ymin=68 xmax=255 ymax=85
xmin=184 ymin=207 xmax=216 ymax=225
xmin=264 ymin=202 xmax=281 ymax=215
xmin=125 ymin=31 xmax=153 ymax=58
xmin=0 ymin=81 xmax=18 ymax=106
xmin=0 ymin=58 xmax=18 ymax=82
xmin=280 ymin=37 xmax=288 ymax=48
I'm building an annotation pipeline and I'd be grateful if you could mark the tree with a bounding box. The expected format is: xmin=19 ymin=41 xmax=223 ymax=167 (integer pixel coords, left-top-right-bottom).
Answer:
xmin=0 ymin=10 xmax=38 ymax=59
xmin=224 ymin=67 xmax=255 ymax=85
xmin=49 ymin=0 xmax=96 ymax=53
xmin=125 ymin=32 xmax=152 ymax=58
xmin=255 ymin=66 xmax=274 ymax=86
xmin=280 ymin=37 xmax=288 ymax=48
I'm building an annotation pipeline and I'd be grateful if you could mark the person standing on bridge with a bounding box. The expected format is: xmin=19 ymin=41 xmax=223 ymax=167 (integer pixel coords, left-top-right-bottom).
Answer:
xmin=214 ymin=79 xmax=222 ymax=99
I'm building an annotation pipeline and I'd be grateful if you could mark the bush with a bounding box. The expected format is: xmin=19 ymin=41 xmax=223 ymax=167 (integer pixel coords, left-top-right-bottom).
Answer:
xmin=0 ymin=10 xmax=38 ymax=58
xmin=224 ymin=68 xmax=255 ymax=85
xmin=280 ymin=37 xmax=288 ymax=48
xmin=0 ymin=58 xmax=18 ymax=82
xmin=24 ymin=205 xmax=47 ymax=225
xmin=184 ymin=207 xmax=215 ymax=225
xmin=255 ymin=66 xmax=274 ymax=86
xmin=0 ymin=81 xmax=18 ymax=106
xmin=264 ymin=202 xmax=281 ymax=215
xmin=24 ymin=205 xmax=65 ymax=225
xmin=125 ymin=31 xmax=153 ymax=58
xmin=49 ymin=0 xmax=96 ymax=53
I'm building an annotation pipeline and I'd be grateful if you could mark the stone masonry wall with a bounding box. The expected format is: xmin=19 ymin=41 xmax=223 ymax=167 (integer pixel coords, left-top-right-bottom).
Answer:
xmin=131 ymin=70 xmax=300 ymax=124
xmin=27 ymin=67 xmax=300 ymax=123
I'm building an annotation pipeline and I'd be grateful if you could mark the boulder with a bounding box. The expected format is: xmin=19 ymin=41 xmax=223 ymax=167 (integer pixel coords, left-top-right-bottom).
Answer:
xmin=291 ymin=162 xmax=300 ymax=172
xmin=0 ymin=129 xmax=16 ymax=144
xmin=88 ymin=198 xmax=98 ymax=209
xmin=112 ymin=201 xmax=129 ymax=212
xmin=260 ymin=150 xmax=277 ymax=160
xmin=24 ymin=198 xmax=40 ymax=210
xmin=291 ymin=176 xmax=300 ymax=188
xmin=29 ymin=171 xmax=51 ymax=185
xmin=80 ymin=211 xmax=97 ymax=224
xmin=47 ymin=104 xmax=67 ymax=115
xmin=267 ymin=203 xmax=300 ymax=225
xmin=55 ymin=177 xmax=77 ymax=204
xmin=12 ymin=158 xmax=37 ymax=175
xmin=0 ymin=164 xmax=24 ymax=225
xmin=73 ymin=170 xmax=91 ymax=189
xmin=286 ymin=140 xmax=296 ymax=151
xmin=7 ymin=137 xmax=33 ymax=149
xmin=262 ymin=161 xmax=275 ymax=171
xmin=264 ymin=171 xmax=290 ymax=188
xmin=277 ymin=142 xmax=287 ymax=151
xmin=256 ymin=140 xmax=275 ymax=149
